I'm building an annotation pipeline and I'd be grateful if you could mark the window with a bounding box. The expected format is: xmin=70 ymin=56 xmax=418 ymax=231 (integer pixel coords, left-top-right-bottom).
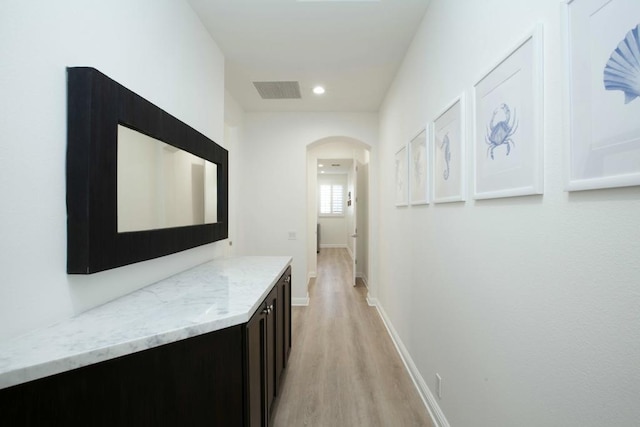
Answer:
xmin=319 ymin=184 xmax=344 ymax=216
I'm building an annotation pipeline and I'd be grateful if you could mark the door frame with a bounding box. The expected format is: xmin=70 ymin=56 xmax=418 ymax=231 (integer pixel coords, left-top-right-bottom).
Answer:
xmin=306 ymin=137 xmax=372 ymax=296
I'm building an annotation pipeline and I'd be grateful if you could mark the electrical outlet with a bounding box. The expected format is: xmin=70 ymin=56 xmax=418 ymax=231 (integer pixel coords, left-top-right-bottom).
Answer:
xmin=436 ymin=374 xmax=442 ymax=399
xmin=288 ymin=231 xmax=297 ymax=240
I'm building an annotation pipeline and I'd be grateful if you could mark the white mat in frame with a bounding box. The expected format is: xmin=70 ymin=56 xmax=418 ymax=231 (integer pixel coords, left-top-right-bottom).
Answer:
xmin=472 ymin=25 xmax=544 ymax=200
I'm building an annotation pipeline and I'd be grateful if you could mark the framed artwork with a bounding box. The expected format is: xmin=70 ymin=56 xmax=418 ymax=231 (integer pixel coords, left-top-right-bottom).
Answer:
xmin=473 ymin=25 xmax=544 ymax=200
xmin=395 ymin=145 xmax=408 ymax=206
xmin=432 ymin=94 xmax=465 ymax=203
xmin=409 ymin=128 xmax=429 ymax=205
xmin=566 ymin=0 xmax=640 ymax=191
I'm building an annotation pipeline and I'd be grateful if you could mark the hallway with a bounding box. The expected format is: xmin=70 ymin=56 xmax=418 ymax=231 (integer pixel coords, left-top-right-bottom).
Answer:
xmin=271 ymin=248 xmax=433 ymax=426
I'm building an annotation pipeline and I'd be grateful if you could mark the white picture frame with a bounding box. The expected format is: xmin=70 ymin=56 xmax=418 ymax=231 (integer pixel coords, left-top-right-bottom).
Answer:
xmin=395 ymin=144 xmax=409 ymax=206
xmin=473 ymin=25 xmax=544 ymax=200
xmin=565 ymin=0 xmax=640 ymax=191
xmin=432 ymin=94 xmax=466 ymax=203
xmin=409 ymin=128 xmax=429 ymax=205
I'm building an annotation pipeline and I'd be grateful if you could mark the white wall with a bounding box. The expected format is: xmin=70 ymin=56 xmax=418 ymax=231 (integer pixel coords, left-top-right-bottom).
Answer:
xmin=224 ymin=90 xmax=246 ymax=257
xmin=0 ymin=0 xmax=227 ymax=341
xmin=238 ymin=113 xmax=378 ymax=303
xmin=378 ymin=1 xmax=640 ymax=426
xmin=117 ymin=127 xmax=216 ymax=232
xmin=318 ymin=174 xmax=349 ymax=248
xmin=318 ymin=215 xmax=347 ymax=248
xmin=356 ymin=161 xmax=369 ymax=283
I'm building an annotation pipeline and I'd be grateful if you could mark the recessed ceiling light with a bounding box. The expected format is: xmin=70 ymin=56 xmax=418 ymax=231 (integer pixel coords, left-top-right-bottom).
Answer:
xmin=313 ymin=86 xmax=325 ymax=95
xmin=318 ymin=164 xmax=324 ymax=167
xmin=297 ymin=0 xmax=380 ymax=2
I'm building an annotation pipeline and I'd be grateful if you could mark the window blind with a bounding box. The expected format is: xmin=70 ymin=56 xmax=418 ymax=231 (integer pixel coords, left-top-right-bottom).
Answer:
xmin=319 ymin=184 xmax=344 ymax=215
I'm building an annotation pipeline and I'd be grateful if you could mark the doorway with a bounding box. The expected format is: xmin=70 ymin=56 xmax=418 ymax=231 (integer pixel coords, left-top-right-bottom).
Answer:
xmin=307 ymin=139 xmax=370 ymax=292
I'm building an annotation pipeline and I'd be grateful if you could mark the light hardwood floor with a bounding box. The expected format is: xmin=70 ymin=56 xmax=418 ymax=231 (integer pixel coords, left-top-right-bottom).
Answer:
xmin=271 ymin=248 xmax=433 ymax=427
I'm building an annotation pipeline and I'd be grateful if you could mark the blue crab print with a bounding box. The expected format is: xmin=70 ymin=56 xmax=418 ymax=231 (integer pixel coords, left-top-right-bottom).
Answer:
xmin=441 ymin=133 xmax=451 ymax=180
xmin=485 ymin=103 xmax=518 ymax=160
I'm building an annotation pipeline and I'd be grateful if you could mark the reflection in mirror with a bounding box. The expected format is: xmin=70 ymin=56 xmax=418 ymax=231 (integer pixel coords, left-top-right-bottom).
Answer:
xmin=117 ymin=125 xmax=218 ymax=233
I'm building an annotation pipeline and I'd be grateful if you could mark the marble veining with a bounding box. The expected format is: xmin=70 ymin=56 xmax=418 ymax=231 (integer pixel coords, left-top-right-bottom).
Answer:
xmin=0 ymin=256 xmax=292 ymax=390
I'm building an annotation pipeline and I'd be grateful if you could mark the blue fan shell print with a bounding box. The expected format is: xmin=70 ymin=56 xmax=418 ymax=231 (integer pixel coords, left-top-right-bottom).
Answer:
xmin=604 ymin=24 xmax=640 ymax=104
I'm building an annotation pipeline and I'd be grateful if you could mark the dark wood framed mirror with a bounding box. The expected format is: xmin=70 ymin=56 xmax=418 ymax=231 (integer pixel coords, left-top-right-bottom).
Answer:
xmin=67 ymin=67 xmax=228 ymax=274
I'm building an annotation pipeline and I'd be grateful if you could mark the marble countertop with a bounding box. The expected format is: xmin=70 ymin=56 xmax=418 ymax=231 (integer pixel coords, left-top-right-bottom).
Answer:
xmin=0 ymin=256 xmax=292 ymax=390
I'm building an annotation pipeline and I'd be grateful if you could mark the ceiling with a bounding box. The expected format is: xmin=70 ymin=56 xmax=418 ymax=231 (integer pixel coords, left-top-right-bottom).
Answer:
xmin=187 ymin=0 xmax=430 ymax=113
xmin=318 ymin=158 xmax=353 ymax=174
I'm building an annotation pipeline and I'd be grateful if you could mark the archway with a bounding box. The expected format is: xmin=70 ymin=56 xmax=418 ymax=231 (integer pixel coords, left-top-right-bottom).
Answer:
xmin=306 ymin=136 xmax=372 ymax=299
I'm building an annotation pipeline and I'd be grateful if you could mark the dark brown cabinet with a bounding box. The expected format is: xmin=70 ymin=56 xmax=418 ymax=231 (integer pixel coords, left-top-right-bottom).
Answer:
xmin=244 ymin=267 xmax=292 ymax=427
xmin=246 ymin=302 xmax=267 ymax=427
xmin=0 ymin=267 xmax=292 ymax=427
xmin=0 ymin=325 xmax=245 ymax=426
xmin=281 ymin=273 xmax=292 ymax=366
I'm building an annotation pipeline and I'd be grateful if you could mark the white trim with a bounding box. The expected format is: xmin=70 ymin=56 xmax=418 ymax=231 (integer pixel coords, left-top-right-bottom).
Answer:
xmin=357 ymin=273 xmax=369 ymax=289
xmin=431 ymin=92 xmax=467 ymax=204
xmin=296 ymin=276 xmax=313 ymax=307
xmin=365 ymin=294 xmax=377 ymax=307
xmin=564 ymin=1 xmax=640 ymax=191
xmin=408 ymin=126 xmax=430 ymax=205
xmin=319 ymin=243 xmax=348 ymax=249
xmin=395 ymin=144 xmax=409 ymax=206
xmin=472 ymin=24 xmax=544 ymax=200
xmin=292 ymin=294 xmax=310 ymax=306
xmin=374 ymin=302 xmax=450 ymax=427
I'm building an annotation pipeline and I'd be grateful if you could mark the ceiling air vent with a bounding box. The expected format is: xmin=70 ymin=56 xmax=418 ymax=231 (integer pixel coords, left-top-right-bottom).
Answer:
xmin=253 ymin=81 xmax=301 ymax=99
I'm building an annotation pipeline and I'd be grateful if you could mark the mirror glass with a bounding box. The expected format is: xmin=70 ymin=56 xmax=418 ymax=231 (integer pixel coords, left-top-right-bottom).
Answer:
xmin=117 ymin=125 xmax=218 ymax=233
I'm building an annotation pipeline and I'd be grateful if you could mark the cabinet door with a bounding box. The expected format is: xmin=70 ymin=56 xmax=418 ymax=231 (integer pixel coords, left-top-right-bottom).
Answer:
xmin=246 ymin=307 xmax=267 ymax=427
xmin=265 ymin=287 xmax=278 ymax=416
xmin=275 ymin=274 xmax=285 ymax=393
xmin=243 ymin=268 xmax=291 ymax=427
xmin=283 ymin=271 xmax=292 ymax=365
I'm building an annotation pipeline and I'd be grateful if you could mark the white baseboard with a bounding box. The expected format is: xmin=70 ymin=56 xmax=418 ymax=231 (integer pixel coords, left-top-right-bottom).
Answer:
xmin=292 ymin=296 xmax=309 ymax=306
xmin=357 ymin=273 xmax=369 ymax=289
xmin=295 ymin=277 xmax=314 ymax=307
xmin=346 ymin=246 xmax=354 ymax=260
xmin=374 ymin=302 xmax=450 ymax=427
xmin=366 ymin=294 xmax=377 ymax=307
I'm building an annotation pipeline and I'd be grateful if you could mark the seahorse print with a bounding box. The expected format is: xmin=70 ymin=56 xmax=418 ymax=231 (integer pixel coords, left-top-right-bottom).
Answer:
xmin=441 ymin=133 xmax=451 ymax=180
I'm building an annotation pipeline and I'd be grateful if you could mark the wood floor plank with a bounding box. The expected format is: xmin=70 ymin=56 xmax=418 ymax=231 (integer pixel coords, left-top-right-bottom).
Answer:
xmin=271 ymin=248 xmax=433 ymax=427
